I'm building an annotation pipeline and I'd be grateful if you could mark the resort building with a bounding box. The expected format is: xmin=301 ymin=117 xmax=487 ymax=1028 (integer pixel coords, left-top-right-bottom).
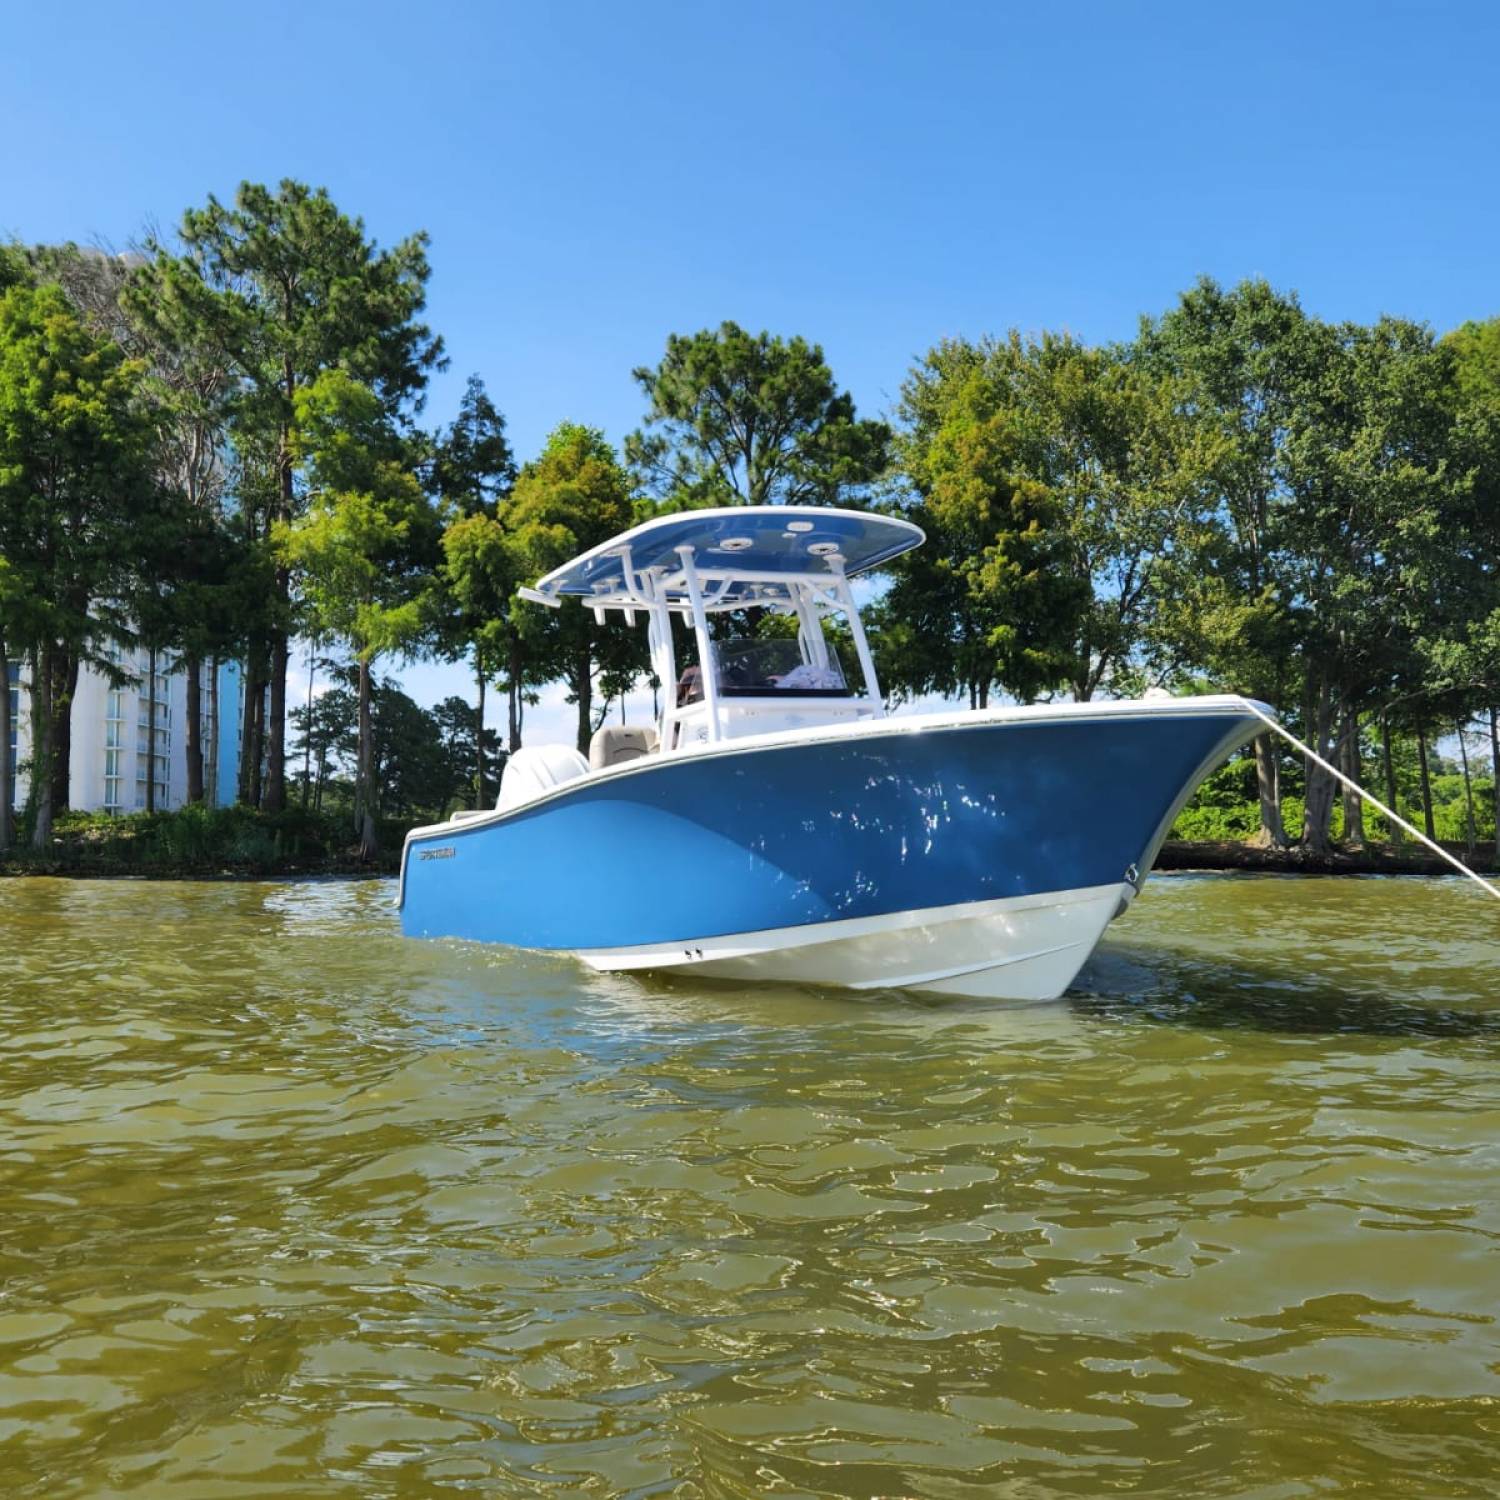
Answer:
xmin=7 ymin=650 xmax=243 ymax=814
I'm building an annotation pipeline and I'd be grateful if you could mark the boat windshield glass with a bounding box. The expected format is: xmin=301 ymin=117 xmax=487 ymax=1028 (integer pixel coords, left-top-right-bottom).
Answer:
xmin=713 ymin=638 xmax=849 ymax=697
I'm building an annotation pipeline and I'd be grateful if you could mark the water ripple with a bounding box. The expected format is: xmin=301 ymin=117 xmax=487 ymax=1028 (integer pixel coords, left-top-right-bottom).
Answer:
xmin=0 ymin=873 xmax=1495 ymax=1496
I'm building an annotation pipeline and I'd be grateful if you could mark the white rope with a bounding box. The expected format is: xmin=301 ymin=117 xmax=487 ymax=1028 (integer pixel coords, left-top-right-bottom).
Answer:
xmin=1240 ymin=698 xmax=1500 ymax=903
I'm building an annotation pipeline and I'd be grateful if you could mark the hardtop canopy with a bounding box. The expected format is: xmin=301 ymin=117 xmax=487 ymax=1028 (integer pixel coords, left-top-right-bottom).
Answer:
xmin=524 ymin=505 xmax=925 ymax=611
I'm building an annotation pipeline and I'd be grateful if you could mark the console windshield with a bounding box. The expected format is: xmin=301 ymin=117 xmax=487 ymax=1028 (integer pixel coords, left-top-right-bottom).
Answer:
xmin=714 ymin=639 xmax=848 ymax=696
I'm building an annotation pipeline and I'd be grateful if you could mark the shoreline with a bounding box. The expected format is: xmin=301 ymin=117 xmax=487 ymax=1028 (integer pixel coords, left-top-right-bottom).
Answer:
xmin=0 ymin=855 xmax=399 ymax=881
xmin=3 ymin=839 xmax=1495 ymax=884
xmin=1156 ymin=839 xmax=1498 ymax=878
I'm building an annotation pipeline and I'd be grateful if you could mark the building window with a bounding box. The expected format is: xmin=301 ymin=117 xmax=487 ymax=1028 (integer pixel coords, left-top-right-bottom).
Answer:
xmin=103 ymin=747 xmax=122 ymax=810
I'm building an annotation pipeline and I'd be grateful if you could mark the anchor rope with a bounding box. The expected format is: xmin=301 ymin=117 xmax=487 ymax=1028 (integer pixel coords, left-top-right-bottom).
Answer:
xmin=1239 ymin=698 xmax=1500 ymax=904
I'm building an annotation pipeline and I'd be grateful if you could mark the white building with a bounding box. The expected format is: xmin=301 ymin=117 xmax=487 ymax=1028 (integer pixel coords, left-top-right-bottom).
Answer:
xmin=7 ymin=649 xmax=242 ymax=814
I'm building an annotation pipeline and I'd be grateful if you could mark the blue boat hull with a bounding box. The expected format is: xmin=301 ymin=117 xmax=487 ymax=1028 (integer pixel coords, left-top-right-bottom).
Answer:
xmin=398 ymin=709 xmax=1257 ymax=980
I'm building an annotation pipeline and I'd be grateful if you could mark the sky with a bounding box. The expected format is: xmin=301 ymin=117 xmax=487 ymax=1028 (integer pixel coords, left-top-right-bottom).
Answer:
xmin=4 ymin=0 xmax=1498 ymax=742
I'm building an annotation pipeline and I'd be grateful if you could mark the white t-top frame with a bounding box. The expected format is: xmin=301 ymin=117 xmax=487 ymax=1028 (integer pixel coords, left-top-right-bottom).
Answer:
xmin=523 ymin=543 xmax=885 ymax=750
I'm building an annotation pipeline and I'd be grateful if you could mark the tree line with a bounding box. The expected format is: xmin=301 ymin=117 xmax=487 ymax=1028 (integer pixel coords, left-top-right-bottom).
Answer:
xmin=1 ymin=179 xmax=1496 ymax=862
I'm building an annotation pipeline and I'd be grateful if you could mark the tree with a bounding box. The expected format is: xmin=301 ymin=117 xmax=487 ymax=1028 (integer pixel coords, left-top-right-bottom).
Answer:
xmin=429 ymin=694 xmax=505 ymax=809
xmin=888 ymin=332 xmax=1220 ymax=710
xmin=431 ymin=373 xmax=515 ymax=512
xmin=429 ymin=374 xmax=516 ymax=801
xmin=367 ymin=683 xmax=452 ymax=820
xmin=509 ymin=425 xmax=646 ymax=752
xmin=626 ymin=322 xmax=890 ymax=509
xmin=1140 ymin=280 xmax=1348 ymax=846
xmin=1443 ymin=314 xmax=1500 ymax=849
xmin=290 ymin=676 xmax=487 ymax=823
xmin=1445 ymin=316 xmax=1500 ymax=407
xmin=144 ymin=180 xmax=443 ymax=811
xmin=0 ymin=283 xmax=156 ymax=847
xmin=441 ymin=508 xmax=534 ymax=760
xmin=20 ymin=245 xmax=252 ymax=813
xmin=1274 ymin=317 xmax=1478 ymax=850
xmin=289 ymin=681 xmax=357 ymax=813
xmin=0 ymin=555 xmax=18 ymax=852
xmin=117 ymin=247 xmax=242 ymax=806
xmin=0 ymin=244 xmax=29 ymax=294
xmin=0 ymin=245 xmax=33 ymax=850
xmin=890 ymin=339 xmax=1085 ymax=705
xmin=273 ymin=370 xmax=439 ymax=859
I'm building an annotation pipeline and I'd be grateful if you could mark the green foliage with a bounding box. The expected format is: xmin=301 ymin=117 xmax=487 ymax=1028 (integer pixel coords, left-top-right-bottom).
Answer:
xmin=1444 ymin=316 xmax=1500 ymax=406
xmin=428 ymin=373 xmax=529 ymax=772
xmin=509 ymin=424 xmax=648 ymax=750
xmin=0 ymin=280 xmax=160 ymax=841
xmin=4 ymin=215 xmax=1499 ymax=866
xmin=136 ymin=178 xmax=444 ymax=813
xmin=0 ymin=283 xmax=156 ymax=642
xmin=0 ymin=243 xmax=30 ymax=293
xmin=1172 ymin=741 xmax=1496 ymax=845
xmin=886 ymin=332 xmax=1222 ymax=705
xmin=429 ymin=694 xmax=505 ymax=801
xmin=161 ymin=179 xmax=443 ymax=429
xmin=277 ymin=370 xmax=439 ymax=662
xmin=274 ymin=369 xmax=440 ymax=855
xmin=291 ymin=675 xmax=496 ymax=823
xmin=1 ymin=802 xmax=398 ymax=873
xmin=431 ymin=374 xmax=514 ymax=517
xmin=626 ymin=322 xmax=890 ymax=509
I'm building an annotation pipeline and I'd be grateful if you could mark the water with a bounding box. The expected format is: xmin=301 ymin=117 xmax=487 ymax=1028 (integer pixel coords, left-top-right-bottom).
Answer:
xmin=0 ymin=873 xmax=1495 ymax=1498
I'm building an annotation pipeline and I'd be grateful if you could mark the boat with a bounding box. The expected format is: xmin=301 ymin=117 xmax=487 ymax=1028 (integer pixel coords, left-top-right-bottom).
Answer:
xmin=398 ymin=506 xmax=1267 ymax=1000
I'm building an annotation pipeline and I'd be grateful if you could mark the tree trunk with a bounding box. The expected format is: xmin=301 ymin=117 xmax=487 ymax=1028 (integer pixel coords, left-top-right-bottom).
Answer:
xmin=356 ymin=655 xmax=377 ymax=861
xmin=1251 ymin=735 xmax=1289 ymax=848
xmin=0 ymin=630 xmax=12 ymax=854
xmin=1300 ymin=680 xmax=1337 ymax=853
xmin=1457 ymin=720 xmax=1477 ymax=856
xmin=24 ymin=647 xmax=40 ymax=831
xmin=208 ymin=658 xmax=221 ymax=807
xmin=266 ymin=407 xmax=296 ymax=815
xmin=49 ymin=649 xmax=77 ymax=815
xmin=507 ymin=629 xmax=522 ymax=754
xmin=1415 ymin=723 xmax=1435 ymax=842
xmin=302 ymin=644 xmax=316 ymax=809
xmin=474 ymin=643 xmax=486 ymax=809
xmin=184 ymin=653 xmax=204 ymax=805
xmin=248 ymin=650 xmax=266 ymax=809
xmin=1491 ymin=708 xmax=1499 ymax=864
xmin=575 ymin=651 xmax=592 ymax=755
xmin=31 ymin=643 xmax=54 ymax=849
xmin=237 ymin=654 xmax=256 ymax=805
xmin=1340 ymin=707 xmax=1364 ymax=846
xmin=1380 ymin=716 xmax=1401 ymax=845
xmin=265 ymin=628 xmax=288 ymax=812
xmin=145 ymin=646 xmax=157 ymax=814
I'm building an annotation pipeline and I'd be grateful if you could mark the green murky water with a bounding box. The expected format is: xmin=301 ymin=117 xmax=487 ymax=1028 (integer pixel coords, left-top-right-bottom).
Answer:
xmin=0 ymin=874 xmax=1496 ymax=1498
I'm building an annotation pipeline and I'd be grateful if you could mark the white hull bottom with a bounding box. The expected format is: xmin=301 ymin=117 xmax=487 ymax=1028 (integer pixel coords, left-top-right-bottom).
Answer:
xmin=575 ymin=882 xmax=1133 ymax=1002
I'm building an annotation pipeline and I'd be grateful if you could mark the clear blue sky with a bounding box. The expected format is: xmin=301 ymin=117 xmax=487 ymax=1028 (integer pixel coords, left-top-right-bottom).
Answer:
xmin=5 ymin=0 xmax=1497 ymax=727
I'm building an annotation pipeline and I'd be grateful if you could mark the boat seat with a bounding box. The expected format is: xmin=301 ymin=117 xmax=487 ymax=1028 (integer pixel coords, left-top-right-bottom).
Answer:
xmin=590 ymin=724 xmax=660 ymax=770
xmin=496 ymin=744 xmax=592 ymax=812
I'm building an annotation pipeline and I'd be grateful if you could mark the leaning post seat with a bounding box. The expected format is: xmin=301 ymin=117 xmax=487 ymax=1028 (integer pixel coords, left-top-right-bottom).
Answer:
xmin=589 ymin=725 xmax=660 ymax=770
xmin=496 ymin=744 xmax=592 ymax=812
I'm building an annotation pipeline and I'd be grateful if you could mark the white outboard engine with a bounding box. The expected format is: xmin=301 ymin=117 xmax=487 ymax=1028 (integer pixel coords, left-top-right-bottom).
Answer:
xmin=496 ymin=745 xmax=591 ymax=812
